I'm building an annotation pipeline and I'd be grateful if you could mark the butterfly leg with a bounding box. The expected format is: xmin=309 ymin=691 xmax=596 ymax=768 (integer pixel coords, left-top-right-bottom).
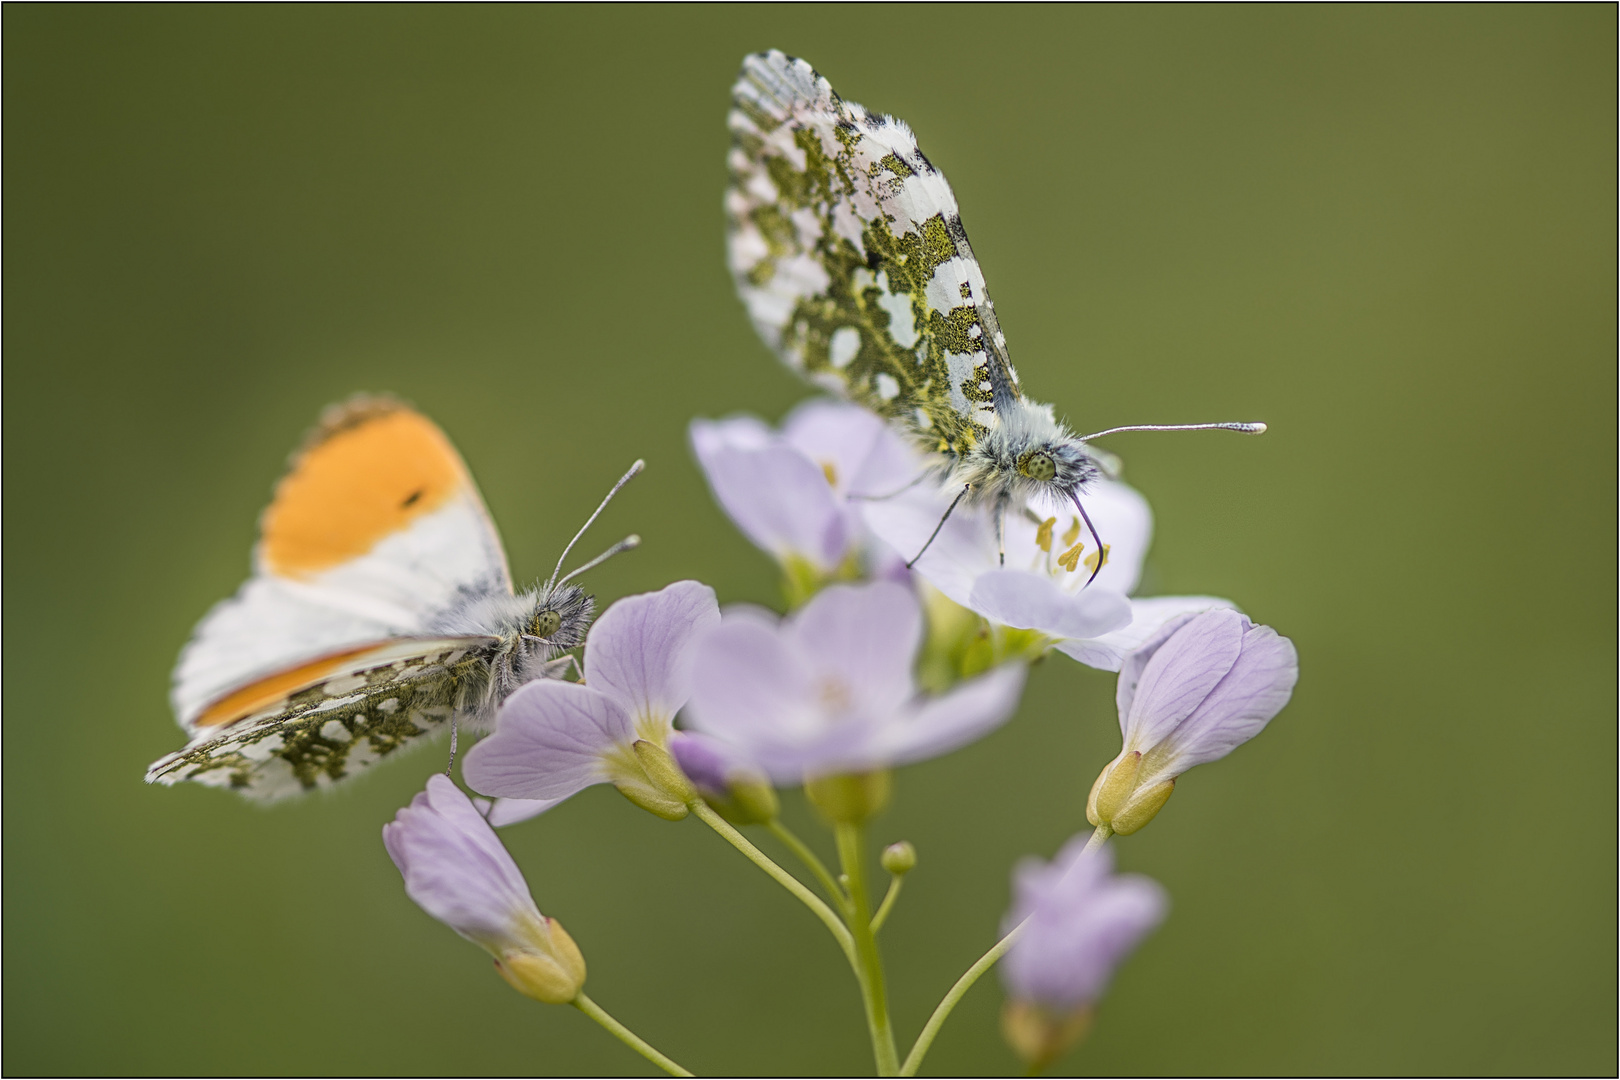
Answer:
xmin=995 ymin=495 xmax=1010 ymax=566
xmin=445 ymin=715 xmax=459 ymax=776
xmin=907 ymin=484 xmax=971 ymax=568
xmin=848 ymin=470 xmax=930 ymax=502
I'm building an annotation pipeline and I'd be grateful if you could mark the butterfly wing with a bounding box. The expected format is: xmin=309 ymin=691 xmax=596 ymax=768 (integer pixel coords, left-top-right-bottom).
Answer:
xmin=727 ymin=50 xmax=1022 ymax=458
xmin=172 ymin=397 xmax=512 ymax=736
xmin=149 ymin=637 xmax=499 ymax=800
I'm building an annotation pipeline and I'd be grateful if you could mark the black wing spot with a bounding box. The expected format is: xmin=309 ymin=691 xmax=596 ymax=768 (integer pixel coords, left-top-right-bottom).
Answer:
xmin=401 ymin=489 xmax=424 ymax=508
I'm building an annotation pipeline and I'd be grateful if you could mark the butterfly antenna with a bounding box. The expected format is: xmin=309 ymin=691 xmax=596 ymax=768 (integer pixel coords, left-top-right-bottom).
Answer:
xmin=555 ymin=535 xmax=641 ymax=589
xmin=1069 ymin=491 xmax=1108 ymax=588
xmin=1079 ymin=421 xmax=1267 ymax=440
xmin=545 ymin=460 xmax=645 ymax=593
xmin=907 ymin=484 xmax=971 ymax=569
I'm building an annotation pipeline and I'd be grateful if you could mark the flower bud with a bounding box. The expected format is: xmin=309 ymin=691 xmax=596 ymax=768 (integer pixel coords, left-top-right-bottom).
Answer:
xmin=633 ymin=739 xmax=696 ymax=804
xmin=880 ymin=841 xmax=917 ymax=876
xmin=727 ymin=774 xmax=781 ymax=824
xmin=805 ymin=770 xmax=892 ymax=825
xmin=612 ymin=775 xmax=690 ymax=820
xmin=494 ymin=917 xmax=587 ymax=1004
xmin=1086 ymin=610 xmax=1297 ymax=837
xmin=1086 ymin=751 xmax=1176 ymax=835
xmin=669 ymin=730 xmax=779 ymax=824
xmin=1001 ymin=999 xmax=1093 ymax=1071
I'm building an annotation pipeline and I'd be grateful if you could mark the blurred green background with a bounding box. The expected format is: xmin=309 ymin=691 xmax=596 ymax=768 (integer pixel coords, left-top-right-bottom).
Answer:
xmin=5 ymin=6 xmax=1614 ymax=1076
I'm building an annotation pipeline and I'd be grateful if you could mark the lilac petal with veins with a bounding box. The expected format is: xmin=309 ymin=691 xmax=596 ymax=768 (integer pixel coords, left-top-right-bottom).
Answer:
xmin=1056 ymin=595 xmax=1235 ymax=672
xmin=584 ymin=580 xmax=719 ymax=730
xmin=464 ymin=682 xmax=633 ymax=801
xmin=383 ymin=774 xmax=546 ymax=949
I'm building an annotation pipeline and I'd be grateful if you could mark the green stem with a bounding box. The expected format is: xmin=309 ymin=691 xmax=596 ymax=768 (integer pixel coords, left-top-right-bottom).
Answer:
xmin=900 ymin=825 xmax=1113 ymax=1077
xmin=767 ymin=819 xmax=848 ymax=907
xmin=572 ymin=992 xmax=693 ymax=1077
xmin=836 ymin=822 xmax=900 ymax=1076
xmin=870 ymin=875 xmax=904 ymax=934
xmin=691 ymin=801 xmax=855 ymax=965
xmin=898 ymin=921 xmax=1023 ymax=1077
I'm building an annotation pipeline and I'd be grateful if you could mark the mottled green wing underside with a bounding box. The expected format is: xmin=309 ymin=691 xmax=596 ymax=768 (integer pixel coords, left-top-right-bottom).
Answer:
xmin=146 ymin=638 xmax=497 ymax=800
xmin=726 ymin=50 xmax=1024 ymax=457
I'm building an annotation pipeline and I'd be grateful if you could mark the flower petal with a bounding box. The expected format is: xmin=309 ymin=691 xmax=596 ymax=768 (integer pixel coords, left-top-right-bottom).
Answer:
xmin=860 ymin=484 xmax=993 ymax=606
xmin=690 ymin=415 xmax=774 ymax=458
xmin=485 ymin=797 xmax=568 ymax=828
xmin=1000 ymin=833 xmax=1168 ymax=1009
xmin=691 ymin=438 xmax=847 ymax=570
xmin=463 ymin=681 xmax=634 ymax=801
xmin=1058 ymin=595 xmax=1236 ymax=674
xmin=1142 ymin=621 xmax=1299 ymax=783
xmin=584 ymin=581 xmax=720 ymax=730
xmin=781 ymin=399 xmax=887 ymax=498
xmin=382 ymin=774 xmax=544 ymax=948
xmin=685 ymin=614 xmax=821 ymax=746
xmin=876 ymin=663 xmax=1027 ymax=768
xmin=789 ymin=581 xmax=921 ymax=714
xmin=1122 ymin=608 xmax=1246 ymax=750
xmin=969 ymin=569 xmax=1132 ymax=641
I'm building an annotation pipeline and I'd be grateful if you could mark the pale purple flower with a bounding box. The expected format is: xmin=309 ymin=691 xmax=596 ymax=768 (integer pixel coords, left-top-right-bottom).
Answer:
xmin=862 ymin=474 xmax=1235 ymax=671
xmin=1088 ymin=608 xmax=1299 ymax=834
xmin=682 ymin=580 xmax=1026 ymax=781
xmin=463 ymin=581 xmax=720 ymax=815
xmin=1001 ymin=834 xmax=1168 ymax=1010
xmin=383 ymin=774 xmax=585 ymax=1002
xmin=690 ymin=399 xmax=913 ymax=577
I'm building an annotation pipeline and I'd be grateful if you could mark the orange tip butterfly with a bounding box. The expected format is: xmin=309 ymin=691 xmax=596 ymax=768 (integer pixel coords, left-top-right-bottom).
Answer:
xmin=147 ymin=395 xmax=640 ymax=800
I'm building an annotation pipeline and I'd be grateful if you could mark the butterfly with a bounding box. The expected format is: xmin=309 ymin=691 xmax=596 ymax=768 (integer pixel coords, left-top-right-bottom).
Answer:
xmin=147 ymin=396 xmax=639 ymax=800
xmin=725 ymin=51 xmax=1263 ymax=572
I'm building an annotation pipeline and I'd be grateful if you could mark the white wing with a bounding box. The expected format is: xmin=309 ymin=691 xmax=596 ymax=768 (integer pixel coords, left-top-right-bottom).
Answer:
xmin=171 ymin=399 xmax=510 ymax=734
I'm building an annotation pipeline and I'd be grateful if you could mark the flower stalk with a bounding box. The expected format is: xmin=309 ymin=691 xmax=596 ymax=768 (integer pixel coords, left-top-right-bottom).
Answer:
xmin=572 ymin=992 xmax=694 ymax=1078
xmin=837 ymin=822 xmax=901 ymax=1076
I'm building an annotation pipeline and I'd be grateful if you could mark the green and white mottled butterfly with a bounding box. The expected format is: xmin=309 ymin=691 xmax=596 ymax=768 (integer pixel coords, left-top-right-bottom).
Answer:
xmin=725 ymin=50 xmax=1263 ymax=570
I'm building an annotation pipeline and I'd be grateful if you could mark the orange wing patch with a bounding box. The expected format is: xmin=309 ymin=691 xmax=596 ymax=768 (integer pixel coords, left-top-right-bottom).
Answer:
xmin=192 ymin=642 xmax=387 ymax=729
xmin=260 ymin=399 xmax=472 ymax=578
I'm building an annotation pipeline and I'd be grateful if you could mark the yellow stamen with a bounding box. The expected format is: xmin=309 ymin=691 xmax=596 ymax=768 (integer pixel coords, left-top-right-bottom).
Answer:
xmin=820 ymin=461 xmax=838 ymax=487
xmin=1061 ymin=519 xmax=1082 ymax=547
xmin=1082 ymin=544 xmax=1112 ymax=574
xmin=1057 ymin=542 xmax=1084 ymax=573
xmin=1034 ymin=516 xmax=1057 ymax=553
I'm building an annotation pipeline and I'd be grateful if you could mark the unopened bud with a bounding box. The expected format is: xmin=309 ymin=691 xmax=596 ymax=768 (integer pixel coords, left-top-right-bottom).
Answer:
xmin=880 ymin=841 xmax=917 ymax=876
xmin=805 ymin=770 xmax=892 ymax=825
xmin=613 ymin=776 xmax=689 ymax=820
xmin=633 ymin=740 xmax=696 ymax=804
xmin=1086 ymin=751 xmax=1175 ymax=835
xmin=494 ymin=918 xmax=587 ymax=1004
xmin=727 ymin=774 xmax=780 ymax=824
xmin=1087 ymin=751 xmax=1141 ymax=825
xmin=1001 ymin=999 xmax=1093 ymax=1071
xmin=1110 ymin=779 xmax=1174 ymax=835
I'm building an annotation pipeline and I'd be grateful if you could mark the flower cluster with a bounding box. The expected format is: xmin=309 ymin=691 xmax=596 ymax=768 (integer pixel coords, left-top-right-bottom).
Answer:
xmin=375 ymin=401 xmax=1297 ymax=1076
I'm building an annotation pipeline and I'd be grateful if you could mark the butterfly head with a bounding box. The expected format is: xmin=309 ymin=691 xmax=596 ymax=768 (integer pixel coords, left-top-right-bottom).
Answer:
xmin=955 ymin=400 xmax=1103 ymax=507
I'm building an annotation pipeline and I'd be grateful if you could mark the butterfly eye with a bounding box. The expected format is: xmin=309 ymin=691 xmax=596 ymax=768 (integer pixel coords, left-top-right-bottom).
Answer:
xmin=1018 ymin=451 xmax=1057 ymax=482
xmin=532 ymin=610 xmax=562 ymax=638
